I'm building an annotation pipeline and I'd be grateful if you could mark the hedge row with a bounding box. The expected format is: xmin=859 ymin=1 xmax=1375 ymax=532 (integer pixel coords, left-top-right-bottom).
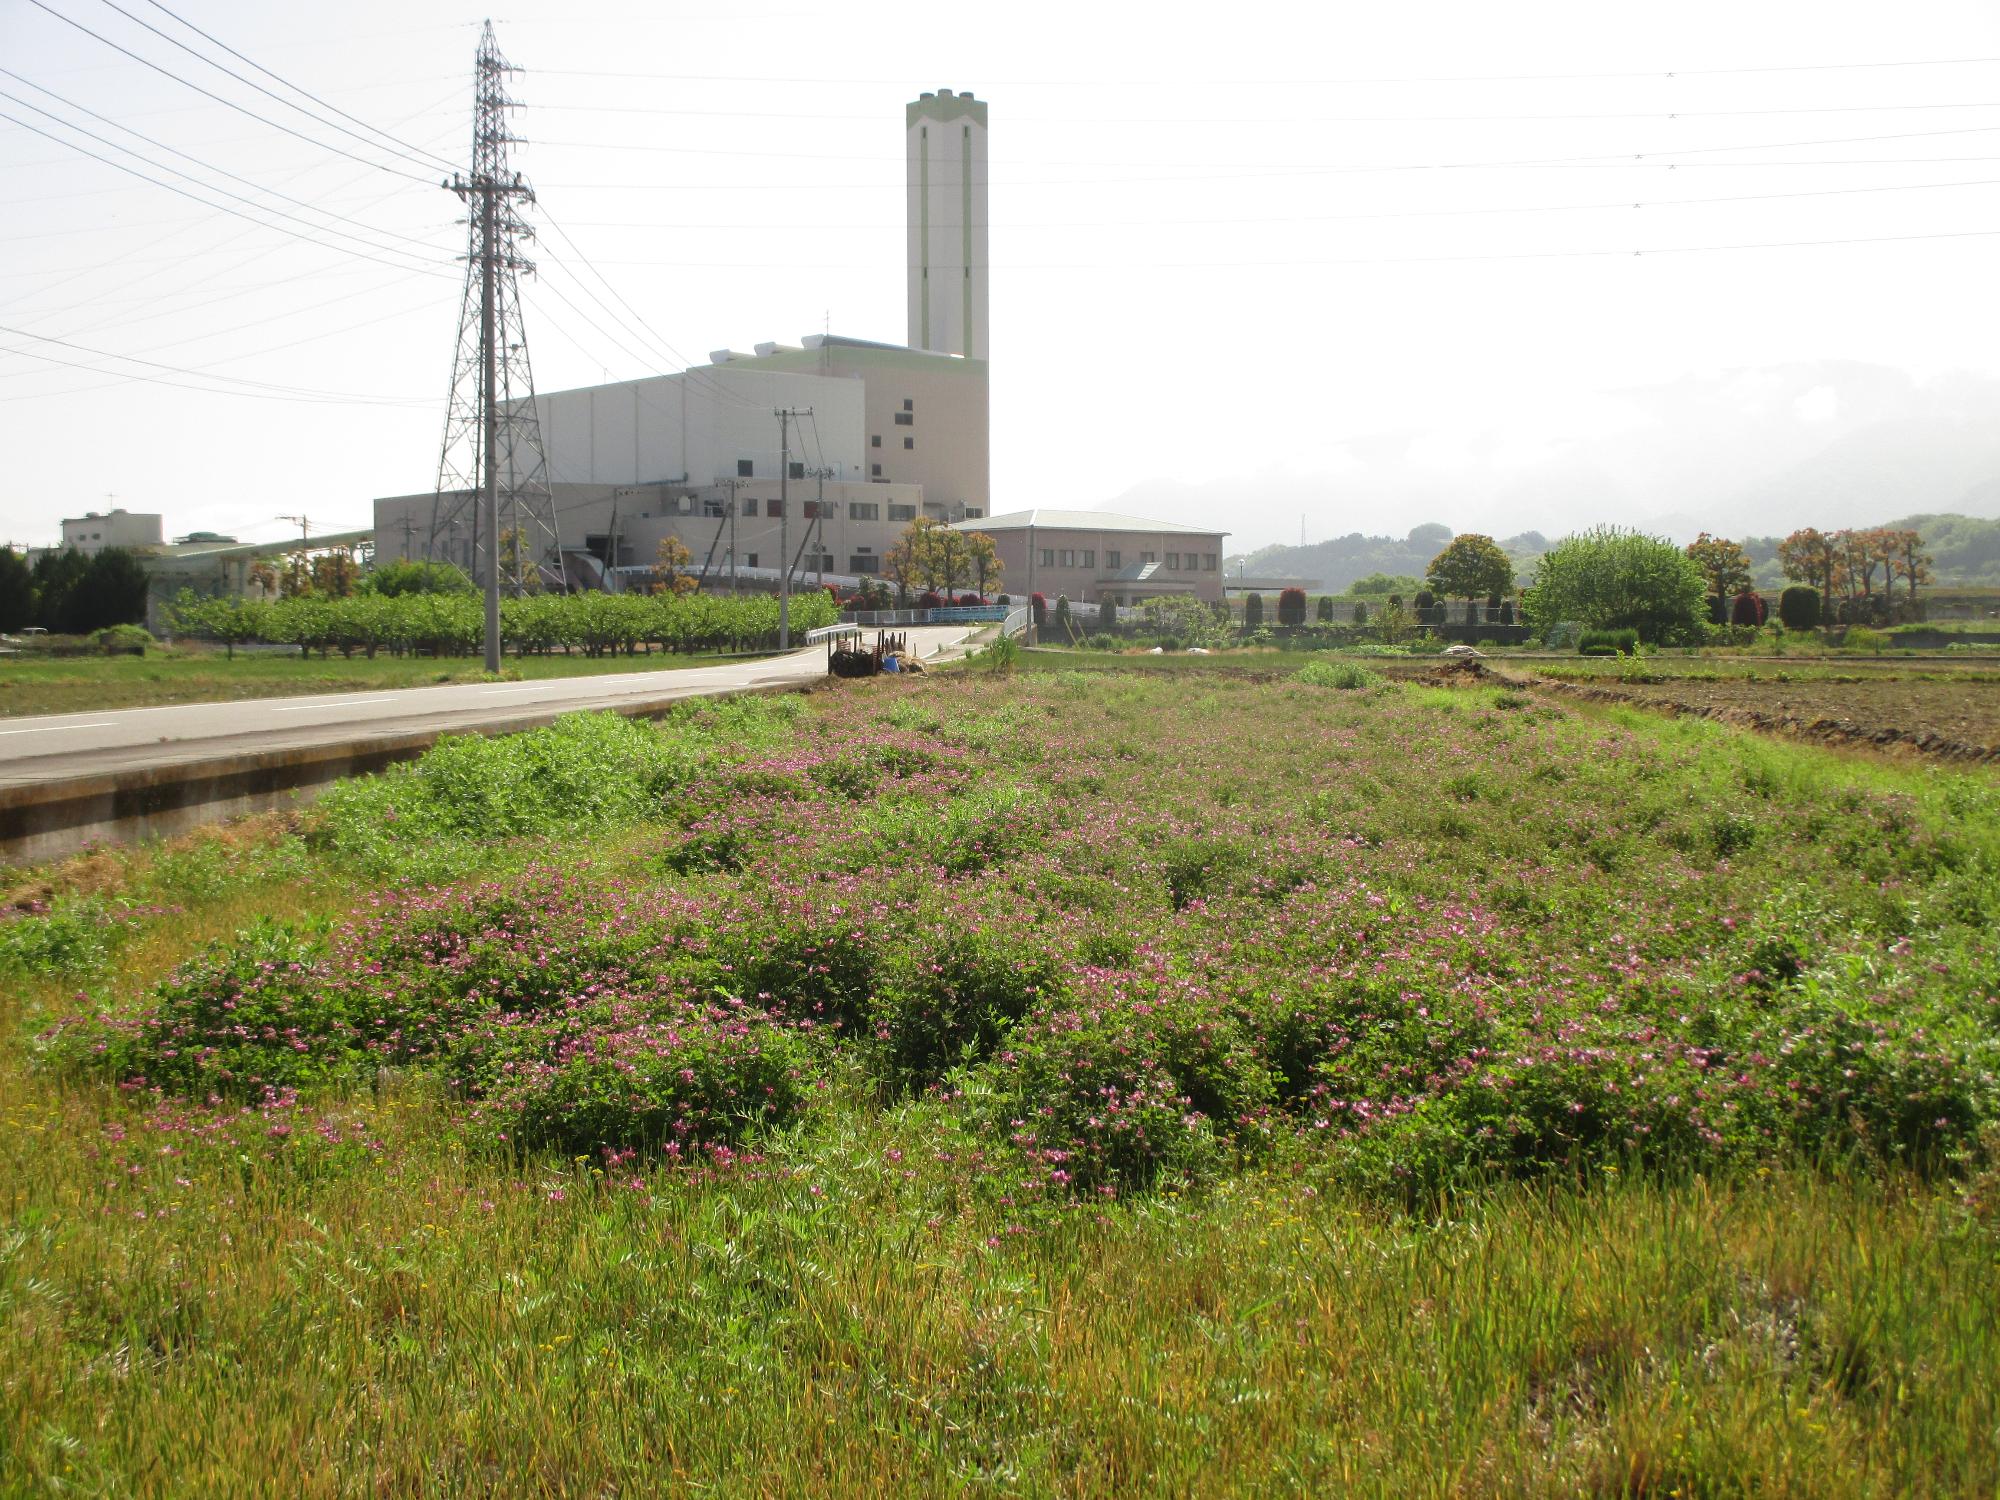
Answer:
xmin=168 ymin=589 xmax=840 ymax=658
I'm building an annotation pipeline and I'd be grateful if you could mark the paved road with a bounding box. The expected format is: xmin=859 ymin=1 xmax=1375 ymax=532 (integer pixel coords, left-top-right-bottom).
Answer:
xmin=0 ymin=624 xmax=974 ymax=789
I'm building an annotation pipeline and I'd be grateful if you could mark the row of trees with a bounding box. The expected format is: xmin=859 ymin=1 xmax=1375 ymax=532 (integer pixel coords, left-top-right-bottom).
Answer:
xmin=0 ymin=546 xmax=150 ymax=635
xmin=1687 ymin=527 xmax=1934 ymax=624
xmin=877 ymin=518 xmax=1003 ymax=603
xmin=168 ymin=588 xmax=839 ymax=659
xmin=1775 ymin=526 xmax=1931 ymax=623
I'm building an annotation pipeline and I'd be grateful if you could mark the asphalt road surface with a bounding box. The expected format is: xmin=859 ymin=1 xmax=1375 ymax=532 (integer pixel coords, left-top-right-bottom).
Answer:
xmin=0 ymin=624 xmax=974 ymax=789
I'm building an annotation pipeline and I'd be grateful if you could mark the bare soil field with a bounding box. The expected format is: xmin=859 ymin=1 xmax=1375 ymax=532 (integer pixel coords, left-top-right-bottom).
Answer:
xmin=1524 ymin=669 xmax=2000 ymax=761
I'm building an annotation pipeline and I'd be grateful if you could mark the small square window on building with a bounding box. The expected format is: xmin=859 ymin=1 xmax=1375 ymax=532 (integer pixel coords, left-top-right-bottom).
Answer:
xmin=871 ymin=435 xmax=881 ymax=448
xmin=1082 ymin=550 xmax=1094 ymax=568
xmin=1142 ymin=551 xmax=1157 ymax=564
xmin=848 ymin=501 xmax=879 ymax=521
xmin=1059 ymin=549 xmax=1076 ymax=568
xmin=889 ymin=503 xmax=916 ymax=521
xmin=902 ymin=398 xmax=913 ymax=412
xmin=1166 ymin=552 xmax=1180 ymax=570
xmin=789 ymin=461 xmax=805 ymax=480
xmin=1040 ymin=548 xmax=1054 ymax=567
xmin=746 ymin=553 xmax=759 ymax=568
xmin=893 ymin=412 xmax=913 ymax=426
xmin=737 ymin=459 xmax=753 ymax=477
xmin=1106 ymin=549 xmax=1121 ymax=570
xmin=766 ymin=499 xmax=784 ymax=518
xmin=848 ymin=554 xmax=876 ymax=574
xmin=871 ymin=463 xmax=882 ymax=477
xmin=1204 ymin=553 xmax=1217 ymax=570
xmin=903 ymin=437 xmax=914 ymax=450
xmin=741 ymin=496 xmax=756 ymax=517
xmin=964 ymin=508 xmax=983 ymax=518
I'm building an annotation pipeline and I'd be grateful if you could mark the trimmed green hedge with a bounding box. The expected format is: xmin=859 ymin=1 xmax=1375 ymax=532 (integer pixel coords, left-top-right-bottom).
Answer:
xmin=169 ymin=589 xmax=839 ymax=658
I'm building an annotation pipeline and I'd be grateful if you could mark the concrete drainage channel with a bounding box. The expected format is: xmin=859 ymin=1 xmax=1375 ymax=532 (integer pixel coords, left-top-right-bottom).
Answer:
xmin=0 ymin=628 xmax=980 ymax=868
xmin=0 ymin=683 xmax=808 ymax=868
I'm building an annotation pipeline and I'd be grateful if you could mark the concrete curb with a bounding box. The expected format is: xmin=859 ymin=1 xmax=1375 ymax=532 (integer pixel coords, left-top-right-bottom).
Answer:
xmin=0 ymin=679 xmax=813 ymax=868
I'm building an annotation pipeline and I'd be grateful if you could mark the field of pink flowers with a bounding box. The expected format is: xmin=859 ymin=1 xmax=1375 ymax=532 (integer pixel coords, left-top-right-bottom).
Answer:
xmin=4 ymin=662 xmax=1998 ymax=1493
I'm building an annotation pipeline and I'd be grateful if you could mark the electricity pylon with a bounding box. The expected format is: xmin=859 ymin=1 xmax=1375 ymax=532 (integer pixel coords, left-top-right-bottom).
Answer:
xmin=429 ymin=19 xmax=564 ymax=671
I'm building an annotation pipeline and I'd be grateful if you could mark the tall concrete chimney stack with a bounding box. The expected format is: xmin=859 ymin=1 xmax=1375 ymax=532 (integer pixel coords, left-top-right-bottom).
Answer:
xmin=906 ymin=89 xmax=988 ymax=361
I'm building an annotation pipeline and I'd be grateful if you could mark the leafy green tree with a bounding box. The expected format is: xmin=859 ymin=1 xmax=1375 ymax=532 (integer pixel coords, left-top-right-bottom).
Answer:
xmin=1777 ymin=528 xmax=1841 ymax=613
xmin=1243 ymin=592 xmax=1264 ymax=629
xmin=1349 ymin=572 xmax=1422 ymax=597
xmin=46 ymin=548 xmax=149 ymax=633
xmin=30 ymin=548 xmax=89 ymax=632
xmin=311 ymin=552 xmax=359 ymax=598
xmin=963 ymin=531 xmax=1003 ymax=599
xmin=1425 ymin=533 xmax=1515 ymax=603
xmin=1685 ymin=533 xmax=1753 ymax=598
xmin=1522 ymin=527 xmax=1708 ymax=645
xmin=363 ymin=559 xmax=475 ymax=597
xmin=1777 ymin=585 xmax=1820 ymax=631
xmin=1139 ymin=594 xmax=1221 ymax=648
xmin=652 ymin=535 xmax=698 ymax=596
xmin=0 ymin=547 xmax=33 ymax=632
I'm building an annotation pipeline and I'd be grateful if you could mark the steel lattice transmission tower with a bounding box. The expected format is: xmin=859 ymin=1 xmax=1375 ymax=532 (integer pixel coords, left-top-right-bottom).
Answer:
xmin=430 ymin=20 xmax=563 ymax=666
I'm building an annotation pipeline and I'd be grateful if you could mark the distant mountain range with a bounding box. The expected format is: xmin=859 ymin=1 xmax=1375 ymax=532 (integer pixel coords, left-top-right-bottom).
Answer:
xmin=1109 ymin=361 xmax=2000 ymax=560
xmin=1234 ymin=513 xmax=2000 ymax=593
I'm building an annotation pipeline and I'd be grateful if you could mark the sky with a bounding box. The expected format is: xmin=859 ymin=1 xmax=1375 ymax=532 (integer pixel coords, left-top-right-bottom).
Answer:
xmin=3 ymin=0 xmax=1999 ymax=554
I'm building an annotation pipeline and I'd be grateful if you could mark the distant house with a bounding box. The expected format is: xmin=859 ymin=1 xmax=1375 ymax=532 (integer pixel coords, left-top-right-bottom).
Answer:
xmin=950 ymin=509 xmax=1228 ymax=605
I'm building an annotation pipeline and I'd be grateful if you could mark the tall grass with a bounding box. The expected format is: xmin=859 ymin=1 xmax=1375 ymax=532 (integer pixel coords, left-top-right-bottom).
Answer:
xmin=2 ymin=667 xmax=1996 ymax=1492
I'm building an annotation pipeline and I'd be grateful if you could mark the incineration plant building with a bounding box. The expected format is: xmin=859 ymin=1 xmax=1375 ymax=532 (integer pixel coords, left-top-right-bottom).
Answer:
xmin=375 ymin=89 xmax=993 ymax=592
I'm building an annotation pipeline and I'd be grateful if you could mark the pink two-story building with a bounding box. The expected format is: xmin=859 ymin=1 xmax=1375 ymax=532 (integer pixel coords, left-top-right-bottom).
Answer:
xmin=952 ymin=509 xmax=1228 ymax=606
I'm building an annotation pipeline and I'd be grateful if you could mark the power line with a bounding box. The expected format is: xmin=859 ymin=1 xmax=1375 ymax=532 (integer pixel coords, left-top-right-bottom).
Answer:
xmin=521 ymin=122 xmax=2000 ymax=171
xmin=21 ymin=0 xmax=435 ymax=182
xmin=533 ymin=158 xmax=2000 ymax=191
xmin=0 ymin=106 xmax=458 ymax=279
xmin=0 ymin=284 xmax=441 ymax=404
xmin=0 ymin=268 xmax=441 ymax=388
xmin=530 ymin=56 xmax=2000 ymax=86
xmin=558 ymin=176 xmax=2000 ymax=232
xmin=0 ymin=71 xmax=455 ymax=256
xmin=0 ymin=322 xmax=433 ymax=403
xmin=135 ymin=0 xmax=460 ymax=172
xmin=3 ymin=110 xmax=462 ymax=343
xmin=572 ymin=225 xmax=2000 ymax=270
xmin=533 ymin=205 xmax=765 ymax=408
xmin=88 ymin=0 xmax=452 ymax=174
xmin=526 ymin=98 xmax=2000 ymax=125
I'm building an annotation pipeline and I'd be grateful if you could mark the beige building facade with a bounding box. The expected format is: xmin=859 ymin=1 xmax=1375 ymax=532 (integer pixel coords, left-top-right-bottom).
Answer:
xmin=61 ymin=508 xmax=163 ymax=555
xmin=956 ymin=509 xmax=1229 ymax=606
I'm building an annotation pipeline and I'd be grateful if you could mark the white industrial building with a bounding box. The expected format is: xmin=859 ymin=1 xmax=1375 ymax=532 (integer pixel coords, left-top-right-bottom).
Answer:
xmin=376 ymin=89 xmax=992 ymax=591
xmin=60 ymin=508 xmax=163 ymax=555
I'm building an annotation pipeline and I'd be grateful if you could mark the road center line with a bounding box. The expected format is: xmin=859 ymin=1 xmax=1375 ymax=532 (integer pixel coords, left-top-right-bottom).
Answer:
xmin=269 ymin=697 xmax=398 ymax=713
xmin=0 ymin=720 xmax=116 ymax=736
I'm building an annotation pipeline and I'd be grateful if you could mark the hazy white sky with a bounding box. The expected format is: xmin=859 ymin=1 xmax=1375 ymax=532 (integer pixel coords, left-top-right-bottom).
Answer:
xmin=3 ymin=0 xmax=1998 ymax=552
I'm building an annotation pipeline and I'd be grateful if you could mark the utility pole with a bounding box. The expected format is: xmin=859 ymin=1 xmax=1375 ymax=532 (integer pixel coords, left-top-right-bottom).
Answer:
xmin=806 ymin=465 xmax=835 ymax=588
xmin=276 ymin=514 xmax=310 ymax=548
xmin=717 ymin=477 xmax=741 ymax=594
xmin=774 ymin=407 xmax=811 ymax=648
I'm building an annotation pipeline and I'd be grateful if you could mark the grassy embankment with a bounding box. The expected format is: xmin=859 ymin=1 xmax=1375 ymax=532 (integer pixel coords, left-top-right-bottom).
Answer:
xmin=0 ymin=643 xmax=775 ymax=719
xmin=2 ymin=661 xmax=1997 ymax=1493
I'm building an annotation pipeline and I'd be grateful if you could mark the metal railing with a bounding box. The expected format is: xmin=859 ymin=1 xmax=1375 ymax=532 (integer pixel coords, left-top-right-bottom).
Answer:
xmin=842 ymin=605 xmax=1011 ymax=627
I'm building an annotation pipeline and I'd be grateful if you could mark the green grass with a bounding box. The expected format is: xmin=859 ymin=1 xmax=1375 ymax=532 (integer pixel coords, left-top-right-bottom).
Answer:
xmin=2 ymin=668 xmax=1997 ymax=1493
xmin=0 ymin=643 xmax=771 ymax=718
